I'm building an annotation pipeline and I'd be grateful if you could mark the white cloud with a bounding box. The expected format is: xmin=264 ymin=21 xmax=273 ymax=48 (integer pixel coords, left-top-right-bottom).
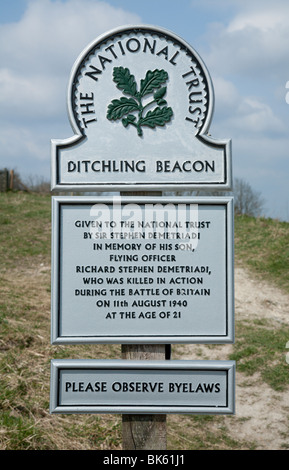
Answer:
xmin=236 ymin=98 xmax=285 ymax=134
xmin=203 ymin=1 xmax=289 ymax=79
xmin=201 ymin=1 xmax=289 ymax=221
xmin=212 ymin=77 xmax=239 ymax=117
xmin=0 ymin=0 xmax=141 ymax=73
xmin=227 ymin=2 xmax=289 ymax=33
xmin=0 ymin=68 xmax=65 ymax=119
xmin=211 ymin=76 xmax=286 ymax=139
xmin=0 ymin=124 xmax=48 ymax=170
xmin=200 ymin=0 xmax=289 ymax=180
xmin=0 ymin=0 xmax=142 ymax=176
xmin=0 ymin=0 xmax=141 ymax=123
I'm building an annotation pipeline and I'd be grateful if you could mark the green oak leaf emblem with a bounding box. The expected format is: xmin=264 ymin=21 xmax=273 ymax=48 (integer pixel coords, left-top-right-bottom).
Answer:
xmin=107 ymin=66 xmax=173 ymax=137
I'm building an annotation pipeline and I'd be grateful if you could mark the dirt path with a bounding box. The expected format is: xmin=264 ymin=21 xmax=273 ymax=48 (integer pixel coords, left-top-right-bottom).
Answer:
xmin=229 ymin=266 xmax=289 ymax=450
xmin=178 ymin=266 xmax=289 ymax=449
xmin=235 ymin=266 xmax=289 ymax=325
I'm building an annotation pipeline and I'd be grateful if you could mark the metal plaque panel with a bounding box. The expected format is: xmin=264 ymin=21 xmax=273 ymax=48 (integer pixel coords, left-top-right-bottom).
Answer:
xmin=51 ymin=196 xmax=234 ymax=344
xmin=51 ymin=25 xmax=232 ymax=191
xmin=50 ymin=359 xmax=235 ymax=415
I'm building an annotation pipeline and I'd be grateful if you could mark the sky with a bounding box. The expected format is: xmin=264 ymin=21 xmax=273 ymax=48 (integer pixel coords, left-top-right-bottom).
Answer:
xmin=0 ymin=0 xmax=288 ymax=220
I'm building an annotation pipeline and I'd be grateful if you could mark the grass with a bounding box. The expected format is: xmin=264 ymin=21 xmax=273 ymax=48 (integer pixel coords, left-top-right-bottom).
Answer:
xmin=230 ymin=318 xmax=289 ymax=392
xmin=1 ymin=191 xmax=289 ymax=450
xmin=0 ymin=192 xmax=122 ymax=450
xmin=0 ymin=191 xmax=51 ymax=270
xmin=167 ymin=414 xmax=252 ymax=450
xmin=234 ymin=215 xmax=289 ymax=293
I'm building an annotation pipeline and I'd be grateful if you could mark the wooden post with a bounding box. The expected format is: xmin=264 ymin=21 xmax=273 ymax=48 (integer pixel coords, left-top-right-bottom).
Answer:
xmin=122 ymin=344 xmax=167 ymax=450
xmin=120 ymin=191 xmax=168 ymax=450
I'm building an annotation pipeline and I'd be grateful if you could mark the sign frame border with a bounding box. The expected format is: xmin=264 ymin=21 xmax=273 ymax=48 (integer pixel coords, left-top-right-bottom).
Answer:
xmin=51 ymin=196 xmax=234 ymax=345
xmin=50 ymin=359 xmax=235 ymax=415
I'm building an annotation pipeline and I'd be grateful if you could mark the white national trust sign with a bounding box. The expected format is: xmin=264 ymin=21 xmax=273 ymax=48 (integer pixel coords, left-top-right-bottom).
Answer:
xmin=51 ymin=25 xmax=232 ymax=191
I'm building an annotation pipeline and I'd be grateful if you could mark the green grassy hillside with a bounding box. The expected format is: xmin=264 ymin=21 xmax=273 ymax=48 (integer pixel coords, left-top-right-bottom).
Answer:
xmin=234 ymin=214 xmax=289 ymax=293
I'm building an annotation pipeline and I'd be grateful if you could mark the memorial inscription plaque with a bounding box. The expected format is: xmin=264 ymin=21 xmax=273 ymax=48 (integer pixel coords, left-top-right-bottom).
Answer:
xmin=51 ymin=196 xmax=234 ymax=344
xmin=51 ymin=25 xmax=232 ymax=191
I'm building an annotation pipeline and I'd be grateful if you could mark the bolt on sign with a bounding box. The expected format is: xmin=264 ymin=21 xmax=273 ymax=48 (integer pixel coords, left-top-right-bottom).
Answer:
xmin=51 ymin=25 xmax=232 ymax=191
xmin=51 ymin=196 xmax=234 ymax=344
xmin=50 ymin=360 xmax=235 ymax=415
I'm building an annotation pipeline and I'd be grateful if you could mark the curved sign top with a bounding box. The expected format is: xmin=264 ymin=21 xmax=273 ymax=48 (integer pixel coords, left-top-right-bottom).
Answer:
xmin=51 ymin=25 xmax=232 ymax=191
